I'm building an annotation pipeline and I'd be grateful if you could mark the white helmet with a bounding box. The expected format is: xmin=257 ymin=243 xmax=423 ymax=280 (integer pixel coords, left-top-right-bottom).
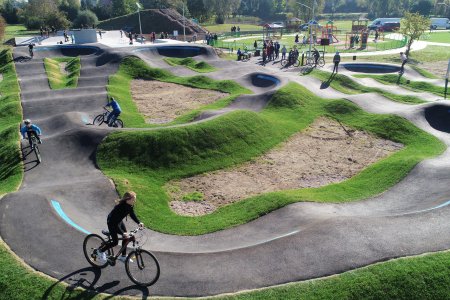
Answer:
xmin=24 ymin=119 xmax=31 ymax=125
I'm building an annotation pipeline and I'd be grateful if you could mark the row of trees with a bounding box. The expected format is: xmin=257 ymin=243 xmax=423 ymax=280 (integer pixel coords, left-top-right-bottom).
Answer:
xmin=0 ymin=0 xmax=449 ymax=29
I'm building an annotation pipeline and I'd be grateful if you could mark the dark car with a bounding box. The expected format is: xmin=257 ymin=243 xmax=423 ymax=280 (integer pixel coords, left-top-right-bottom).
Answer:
xmin=379 ymin=22 xmax=400 ymax=32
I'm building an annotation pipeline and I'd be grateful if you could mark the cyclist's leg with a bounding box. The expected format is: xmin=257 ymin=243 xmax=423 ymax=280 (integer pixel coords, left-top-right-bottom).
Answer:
xmin=99 ymin=222 xmax=120 ymax=254
xmin=26 ymin=131 xmax=33 ymax=149
xmin=32 ymin=131 xmax=42 ymax=143
xmin=119 ymin=221 xmax=128 ymax=256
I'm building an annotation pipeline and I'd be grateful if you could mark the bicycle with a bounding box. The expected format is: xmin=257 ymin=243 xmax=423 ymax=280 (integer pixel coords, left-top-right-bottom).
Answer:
xmin=240 ymin=51 xmax=251 ymax=62
xmin=280 ymin=55 xmax=301 ymax=68
xmin=23 ymin=133 xmax=41 ymax=163
xmin=83 ymin=227 xmax=160 ymax=286
xmin=92 ymin=108 xmax=124 ymax=128
xmin=306 ymin=56 xmax=325 ymax=68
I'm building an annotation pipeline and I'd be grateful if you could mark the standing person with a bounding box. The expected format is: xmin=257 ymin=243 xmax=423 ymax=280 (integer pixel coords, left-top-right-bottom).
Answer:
xmin=332 ymin=51 xmax=341 ymax=74
xmin=28 ymin=43 xmax=34 ymax=58
xmin=262 ymin=48 xmax=267 ymax=66
xmin=104 ymin=97 xmax=122 ymax=127
xmin=281 ymin=45 xmax=287 ymax=60
xmin=21 ymin=119 xmax=42 ymax=147
xmin=98 ymin=30 xmax=102 ymax=39
xmin=128 ymin=32 xmax=133 ymax=45
xmin=120 ymin=30 xmax=123 ymax=38
xmin=374 ymin=30 xmax=379 ymax=42
xmin=399 ymin=51 xmax=408 ymax=74
xmin=274 ymin=41 xmax=280 ymax=59
xmin=295 ymin=34 xmax=299 ymax=43
xmin=253 ymin=40 xmax=257 ymax=50
xmin=95 ymin=191 xmax=144 ymax=263
xmin=40 ymin=26 xmax=43 ymax=37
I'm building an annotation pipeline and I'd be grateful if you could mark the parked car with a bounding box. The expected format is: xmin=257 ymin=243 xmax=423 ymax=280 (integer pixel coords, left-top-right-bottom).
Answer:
xmin=368 ymin=18 xmax=401 ymax=30
xmin=430 ymin=18 xmax=450 ymax=29
xmin=379 ymin=22 xmax=400 ymax=32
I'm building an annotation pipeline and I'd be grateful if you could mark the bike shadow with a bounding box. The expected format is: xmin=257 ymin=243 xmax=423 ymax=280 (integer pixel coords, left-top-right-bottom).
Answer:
xmin=41 ymin=267 xmax=151 ymax=300
xmin=22 ymin=145 xmax=40 ymax=170
xmin=12 ymin=56 xmax=32 ymax=63
xmin=320 ymin=72 xmax=336 ymax=89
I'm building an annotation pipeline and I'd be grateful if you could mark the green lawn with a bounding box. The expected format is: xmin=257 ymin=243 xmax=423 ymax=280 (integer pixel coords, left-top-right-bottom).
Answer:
xmin=422 ymin=31 xmax=450 ymax=43
xmin=310 ymin=69 xmax=426 ymax=104
xmin=107 ymin=57 xmax=250 ymax=128
xmin=203 ymin=23 xmax=262 ymax=33
xmin=0 ymin=48 xmax=22 ymax=196
xmin=164 ymin=57 xmax=217 ymax=73
xmin=353 ymin=74 xmax=445 ymax=97
xmin=98 ymin=71 xmax=443 ymax=235
xmin=43 ymin=57 xmax=81 ymax=90
xmin=3 ymin=24 xmax=39 ymax=42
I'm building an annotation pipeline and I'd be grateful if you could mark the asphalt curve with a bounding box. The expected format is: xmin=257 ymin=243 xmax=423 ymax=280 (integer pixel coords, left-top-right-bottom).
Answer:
xmin=1 ymin=43 xmax=450 ymax=298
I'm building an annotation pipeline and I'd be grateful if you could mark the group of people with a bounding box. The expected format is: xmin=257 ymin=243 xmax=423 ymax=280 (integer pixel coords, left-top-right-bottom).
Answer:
xmin=260 ymin=39 xmax=281 ymax=64
xmin=205 ymin=32 xmax=218 ymax=46
xmin=230 ymin=25 xmax=241 ymax=33
xmin=39 ymin=26 xmax=56 ymax=38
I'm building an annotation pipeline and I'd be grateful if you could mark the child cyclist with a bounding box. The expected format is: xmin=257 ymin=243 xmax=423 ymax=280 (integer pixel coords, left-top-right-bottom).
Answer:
xmin=96 ymin=191 xmax=144 ymax=262
xmin=20 ymin=119 xmax=42 ymax=148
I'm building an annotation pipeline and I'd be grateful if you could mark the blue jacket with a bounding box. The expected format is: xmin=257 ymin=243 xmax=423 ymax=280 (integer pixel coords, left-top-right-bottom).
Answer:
xmin=106 ymin=99 xmax=121 ymax=112
xmin=21 ymin=124 xmax=42 ymax=138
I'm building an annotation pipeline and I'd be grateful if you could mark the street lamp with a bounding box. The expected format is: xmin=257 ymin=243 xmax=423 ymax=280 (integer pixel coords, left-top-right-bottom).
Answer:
xmin=182 ymin=2 xmax=186 ymax=41
xmin=297 ymin=1 xmax=316 ymax=59
xmin=136 ymin=2 xmax=143 ymax=43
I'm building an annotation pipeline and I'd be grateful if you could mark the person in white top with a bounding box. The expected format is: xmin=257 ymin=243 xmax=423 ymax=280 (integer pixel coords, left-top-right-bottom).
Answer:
xmin=399 ymin=52 xmax=408 ymax=74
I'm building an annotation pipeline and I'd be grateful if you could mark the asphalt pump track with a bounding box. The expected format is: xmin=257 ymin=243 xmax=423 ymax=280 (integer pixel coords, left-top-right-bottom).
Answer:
xmin=1 ymin=43 xmax=450 ymax=298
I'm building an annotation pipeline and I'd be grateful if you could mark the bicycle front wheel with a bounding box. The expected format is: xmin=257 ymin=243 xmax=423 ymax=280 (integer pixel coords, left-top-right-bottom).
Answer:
xmin=83 ymin=234 xmax=109 ymax=268
xmin=93 ymin=114 xmax=104 ymax=126
xmin=280 ymin=58 xmax=287 ymax=67
xmin=113 ymin=119 xmax=124 ymax=128
xmin=35 ymin=146 xmax=41 ymax=163
xmin=294 ymin=58 xmax=301 ymax=67
xmin=318 ymin=58 xmax=325 ymax=67
xmin=125 ymin=250 xmax=160 ymax=286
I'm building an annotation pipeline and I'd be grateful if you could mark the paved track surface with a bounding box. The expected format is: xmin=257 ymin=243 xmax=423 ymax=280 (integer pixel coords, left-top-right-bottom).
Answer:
xmin=1 ymin=43 xmax=450 ymax=298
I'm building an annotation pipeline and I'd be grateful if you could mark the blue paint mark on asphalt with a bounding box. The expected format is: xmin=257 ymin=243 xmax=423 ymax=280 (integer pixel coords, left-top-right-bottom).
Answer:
xmin=418 ymin=199 xmax=450 ymax=213
xmin=81 ymin=114 xmax=90 ymax=124
xmin=51 ymin=200 xmax=91 ymax=234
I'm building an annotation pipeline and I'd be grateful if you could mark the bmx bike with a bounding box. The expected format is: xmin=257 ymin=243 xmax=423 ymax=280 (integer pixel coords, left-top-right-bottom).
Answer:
xmin=23 ymin=133 xmax=41 ymax=163
xmin=280 ymin=55 xmax=301 ymax=67
xmin=83 ymin=227 xmax=160 ymax=286
xmin=92 ymin=108 xmax=124 ymax=128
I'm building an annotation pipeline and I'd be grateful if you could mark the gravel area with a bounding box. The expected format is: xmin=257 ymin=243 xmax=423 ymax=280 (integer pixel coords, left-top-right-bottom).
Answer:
xmin=131 ymin=80 xmax=229 ymax=124
xmin=168 ymin=117 xmax=403 ymax=216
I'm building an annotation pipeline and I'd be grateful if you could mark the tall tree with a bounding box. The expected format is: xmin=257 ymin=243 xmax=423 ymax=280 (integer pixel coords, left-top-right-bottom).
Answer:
xmin=287 ymin=0 xmax=324 ymax=21
xmin=203 ymin=0 xmax=241 ymax=24
xmin=112 ymin=0 xmax=139 ymax=17
xmin=400 ymin=11 xmax=430 ymax=56
xmin=59 ymin=0 xmax=81 ymax=21
xmin=411 ymin=0 xmax=434 ymax=15
xmin=187 ymin=0 xmax=209 ymax=22
xmin=95 ymin=0 xmax=113 ymax=20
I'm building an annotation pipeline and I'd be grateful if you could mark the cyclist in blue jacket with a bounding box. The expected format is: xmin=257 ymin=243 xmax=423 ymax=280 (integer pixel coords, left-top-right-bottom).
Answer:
xmin=104 ymin=97 xmax=122 ymax=127
xmin=20 ymin=119 xmax=42 ymax=148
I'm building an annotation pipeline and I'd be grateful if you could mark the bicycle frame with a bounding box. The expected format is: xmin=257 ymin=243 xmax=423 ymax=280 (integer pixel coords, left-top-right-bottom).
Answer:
xmin=103 ymin=228 xmax=142 ymax=263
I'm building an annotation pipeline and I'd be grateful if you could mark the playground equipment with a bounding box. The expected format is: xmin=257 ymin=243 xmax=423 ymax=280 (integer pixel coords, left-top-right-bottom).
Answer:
xmin=321 ymin=20 xmax=339 ymax=44
xmin=345 ymin=19 xmax=369 ymax=49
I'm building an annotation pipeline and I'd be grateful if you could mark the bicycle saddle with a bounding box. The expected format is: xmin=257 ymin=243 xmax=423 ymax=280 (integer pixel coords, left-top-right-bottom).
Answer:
xmin=102 ymin=230 xmax=110 ymax=236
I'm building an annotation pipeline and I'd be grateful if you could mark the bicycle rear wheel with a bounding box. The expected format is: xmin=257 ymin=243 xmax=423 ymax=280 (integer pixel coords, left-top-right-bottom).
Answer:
xmin=280 ymin=58 xmax=288 ymax=67
xmin=93 ymin=114 xmax=104 ymax=126
xmin=83 ymin=234 xmax=109 ymax=268
xmin=318 ymin=58 xmax=325 ymax=67
xmin=125 ymin=250 xmax=160 ymax=286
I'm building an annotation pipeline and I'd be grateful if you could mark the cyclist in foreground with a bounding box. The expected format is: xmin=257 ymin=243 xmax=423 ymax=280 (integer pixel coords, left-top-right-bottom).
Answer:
xmin=96 ymin=191 xmax=144 ymax=263
xmin=104 ymin=97 xmax=122 ymax=127
xmin=20 ymin=119 xmax=42 ymax=148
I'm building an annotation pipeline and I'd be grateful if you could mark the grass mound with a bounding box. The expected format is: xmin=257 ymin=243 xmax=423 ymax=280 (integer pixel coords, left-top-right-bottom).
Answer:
xmin=310 ymin=69 xmax=426 ymax=104
xmin=107 ymin=56 xmax=250 ymax=128
xmin=43 ymin=57 xmax=81 ymax=89
xmin=0 ymin=48 xmax=22 ymax=196
xmin=354 ymin=74 xmax=445 ymax=97
xmin=97 ymin=82 xmax=444 ymax=235
xmin=164 ymin=57 xmax=216 ymax=73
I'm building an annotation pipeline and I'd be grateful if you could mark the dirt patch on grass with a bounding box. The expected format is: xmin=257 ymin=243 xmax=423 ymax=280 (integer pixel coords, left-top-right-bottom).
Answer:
xmin=168 ymin=117 xmax=403 ymax=216
xmin=131 ymin=80 xmax=229 ymax=124
xmin=416 ymin=61 xmax=448 ymax=78
xmin=59 ymin=62 xmax=69 ymax=75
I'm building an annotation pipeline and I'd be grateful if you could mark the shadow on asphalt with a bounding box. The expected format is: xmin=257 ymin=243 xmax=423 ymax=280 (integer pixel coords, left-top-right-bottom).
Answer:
xmin=41 ymin=267 xmax=150 ymax=299
xmin=320 ymin=72 xmax=336 ymax=89
xmin=424 ymin=104 xmax=450 ymax=133
xmin=22 ymin=146 xmax=40 ymax=171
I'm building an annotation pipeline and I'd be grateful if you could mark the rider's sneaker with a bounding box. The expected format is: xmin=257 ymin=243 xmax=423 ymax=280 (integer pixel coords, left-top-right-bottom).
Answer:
xmin=118 ymin=255 xmax=129 ymax=263
xmin=95 ymin=249 xmax=107 ymax=263
xmin=38 ymin=139 xmax=42 ymax=144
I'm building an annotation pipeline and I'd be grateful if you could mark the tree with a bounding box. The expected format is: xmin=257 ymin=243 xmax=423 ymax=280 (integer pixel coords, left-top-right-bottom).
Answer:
xmin=19 ymin=0 xmax=70 ymax=29
xmin=0 ymin=15 xmax=6 ymax=41
xmin=187 ymin=0 xmax=209 ymax=22
xmin=287 ymin=0 xmax=324 ymax=21
xmin=112 ymin=0 xmax=140 ymax=17
xmin=411 ymin=0 xmax=433 ymax=16
xmin=400 ymin=11 xmax=430 ymax=56
xmin=59 ymin=0 xmax=81 ymax=21
xmin=94 ymin=0 xmax=113 ymax=20
xmin=73 ymin=9 xmax=98 ymax=27
xmin=203 ymin=0 xmax=241 ymax=24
